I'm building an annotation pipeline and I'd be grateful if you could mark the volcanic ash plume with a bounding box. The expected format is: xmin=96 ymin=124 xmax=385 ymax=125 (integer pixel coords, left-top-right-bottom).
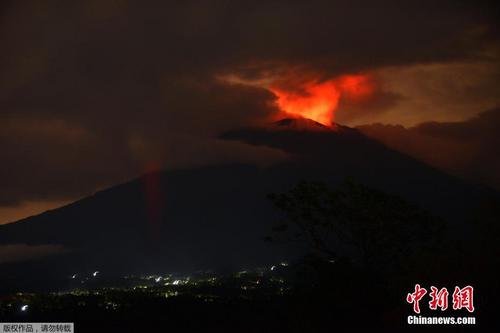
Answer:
xmin=269 ymin=74 xmax=375 ymax=126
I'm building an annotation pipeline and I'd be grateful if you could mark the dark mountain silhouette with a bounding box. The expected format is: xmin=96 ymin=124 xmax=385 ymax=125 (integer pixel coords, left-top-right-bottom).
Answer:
xmin=0 ymin=118 xmax=495 ymax=291
xmin=270 ymin=117 xmax=334 ymax=132
xmin=222 ymin=118 xmax=495 ymax=221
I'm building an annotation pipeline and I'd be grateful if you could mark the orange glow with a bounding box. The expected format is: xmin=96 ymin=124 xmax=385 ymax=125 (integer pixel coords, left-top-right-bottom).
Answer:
xmin=337 ymin=75 xmax=375 ymax=101
xmin=270 ymin=81 xmax=341 ymax=126
xmin=269 ymin=74 xmax=374 ymax=126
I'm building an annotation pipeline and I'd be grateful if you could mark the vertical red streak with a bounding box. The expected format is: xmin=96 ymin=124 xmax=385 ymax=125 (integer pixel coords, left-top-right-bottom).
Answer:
xmin=142 ymin=161 xmax=164 ymax=243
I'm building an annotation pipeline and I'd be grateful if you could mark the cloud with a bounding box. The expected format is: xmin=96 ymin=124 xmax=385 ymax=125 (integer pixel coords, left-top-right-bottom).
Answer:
xmin=0 ymin=80 xmax=287 ymax=208
xmin=0 ymin=200 xmax=70 ymax=225
xmin=0 ymin=0 xmax=498 ymax=216
xmin=334 ymin=60 xmax=500 ymax=126
xmin=358 ymin=108 xmax=500 ymax=189
xmin=0 ymin=243 xmax=68 ymax=263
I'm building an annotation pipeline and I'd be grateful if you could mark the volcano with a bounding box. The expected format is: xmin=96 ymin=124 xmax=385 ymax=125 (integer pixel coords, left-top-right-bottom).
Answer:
xmin=0 ymin=118 xmax=493 ymax=292
xmin=271 ymin=117 xmax=333 ymax=131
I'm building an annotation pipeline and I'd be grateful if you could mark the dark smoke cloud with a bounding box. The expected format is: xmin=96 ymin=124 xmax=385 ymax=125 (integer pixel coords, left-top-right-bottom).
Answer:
xmin=0 ymin=0 xmax=499 ymax=211
xmin=358 ymin=108 xmax=500 ymax=190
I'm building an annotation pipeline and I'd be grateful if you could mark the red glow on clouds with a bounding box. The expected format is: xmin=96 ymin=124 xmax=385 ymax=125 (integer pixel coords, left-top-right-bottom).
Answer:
xmin=270 ymin=80 xmax=341 ymax=126
xmin=269 ymin=74 xmax=374 ymax=126
xmin=337 ymin=75 xmax=375 ymax=101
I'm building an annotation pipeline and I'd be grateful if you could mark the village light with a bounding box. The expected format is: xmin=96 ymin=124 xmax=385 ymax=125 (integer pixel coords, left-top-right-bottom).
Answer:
xmin=21 ymin=305 xmax=29 ymax=312
xmin=93 ymin=271 xmax=99 ymax=277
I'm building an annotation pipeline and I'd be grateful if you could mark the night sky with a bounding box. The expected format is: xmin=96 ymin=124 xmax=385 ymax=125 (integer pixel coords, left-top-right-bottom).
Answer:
xmin=1 ymin=0 xmax=499 ymax=223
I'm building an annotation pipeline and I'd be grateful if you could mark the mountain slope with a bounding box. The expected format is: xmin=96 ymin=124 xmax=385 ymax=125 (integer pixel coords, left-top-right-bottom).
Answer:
xmin=0 ymin=118 xmax=494 ymax=287
xmin=222 ymin=118 xmax=492 ymax=221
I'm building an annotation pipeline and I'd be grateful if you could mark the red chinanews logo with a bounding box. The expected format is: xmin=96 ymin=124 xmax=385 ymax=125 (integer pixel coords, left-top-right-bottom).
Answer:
xmin=406 ymin=285 xmax=474 ymax=313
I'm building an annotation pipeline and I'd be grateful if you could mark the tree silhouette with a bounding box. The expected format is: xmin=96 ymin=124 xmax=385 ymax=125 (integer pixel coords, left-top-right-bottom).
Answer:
xmin=268 ymin=180 xmax=444 ymax=272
